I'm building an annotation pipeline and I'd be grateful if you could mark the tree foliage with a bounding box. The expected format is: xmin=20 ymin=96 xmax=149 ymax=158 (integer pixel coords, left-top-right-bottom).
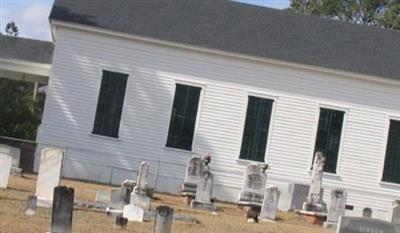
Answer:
xmin=290 ymin=0 xmax=400 ymax=30
xmin=5 ymin=21 xmax=19 ymax=36
xmin=0 ymin=79 xmax=42 ymax=140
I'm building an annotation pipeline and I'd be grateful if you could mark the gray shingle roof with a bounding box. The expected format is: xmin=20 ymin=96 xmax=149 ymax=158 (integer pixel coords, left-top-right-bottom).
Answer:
xmin=50 ymin=0 xmax=400 ymax=81
xmin=0 ymin=34 xmax=54 ymax=65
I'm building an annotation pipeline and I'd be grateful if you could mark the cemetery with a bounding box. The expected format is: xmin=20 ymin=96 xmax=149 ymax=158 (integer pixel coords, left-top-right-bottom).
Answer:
xmin=1 ymin=146 xmax=400 ymax=232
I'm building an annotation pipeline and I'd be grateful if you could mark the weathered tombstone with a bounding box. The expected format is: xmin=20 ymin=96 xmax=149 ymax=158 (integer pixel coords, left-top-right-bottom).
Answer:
xmin=0 ymin=144 xmax=21 ymax=169
xmin=238 ymin=163 xmax=267 ymax=206
xmin=391 ymin=200 xmax=400 ymax=226
xmin=0 ymin=153 xmax=12 ymax=188
xmin=181 ymin=155 xmax=203 ymax=197
xmin=109 ymin=187 xmax=130 ymax=211
xmin=259 ymin=186 xmax=281 ymax=221
xmin=25 ymin=195 xmax=37 ymax=216
xmin=362 ymin=207 xmax=372 ymax=218
xmin=302 ymin=152 xmax=327 ymax=212
xmin=51 ymin=186 xmax=74 ymax=233
xmin=153 ymin=206 xmax=174 ymax=233
xmin=287 ymin=183 xmax=324 ymax=211
xmin=114 ymin=215 xmax=128 ymax=229
xmin=130 ymin=161 xmax=150 ymax=210
xmin=123 ymin=203 xmax=145 ymax=222
xmin=95 ymin=190 xmax=110 ymax=204
xmin=337 ymin=216 xmax=396 ymax=233
xmin=35 ymin=148 xmax=64 ymax=207
xmin=190 ymin=167 xmax=216 ymax=211
xmin=324 ymin=188 xmax=347 ymax=229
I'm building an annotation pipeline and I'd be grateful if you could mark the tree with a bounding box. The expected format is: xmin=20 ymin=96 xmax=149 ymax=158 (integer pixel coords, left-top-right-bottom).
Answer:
xmin=290 ymin=0 xmax=400 ymax=30
xmin=5 ymin=21 xmax=19 ymax=36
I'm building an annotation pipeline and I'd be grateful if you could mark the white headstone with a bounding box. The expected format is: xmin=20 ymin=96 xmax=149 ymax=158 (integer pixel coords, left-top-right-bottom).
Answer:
xmin=238 ymin=163 xmax=267 ymax=205
xmin=303 ymin=152 xmax=327 ymax=212
xmin=260 ymin=186 xmax=281 ymax=221
xmin=324 ymin=188 xmax=347 ymax=229
xmin=123 ymin=204 xmax=144 ymax=222
xmin=190 ymin=168 xmax=216 ymax=211
xmin=35 ymin=148 xmax=64 ymax=207
xmin=181 ymin=155 xmax=203 ymax=196
xmin=135 ymin=161 xmax=149 ymax=193
xmin=0 ymin=153 xmax=12 ymax=188
xmin=0 ymin=144 xmax=21 ymax=168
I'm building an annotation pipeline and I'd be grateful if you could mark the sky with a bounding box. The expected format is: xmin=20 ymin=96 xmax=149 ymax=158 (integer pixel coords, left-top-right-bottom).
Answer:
xmin=0 ymin=0 xmax=290 ymax=41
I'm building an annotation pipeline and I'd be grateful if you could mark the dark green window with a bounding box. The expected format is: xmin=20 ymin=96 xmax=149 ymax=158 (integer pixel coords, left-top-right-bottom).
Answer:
xmin=382 ymin=120 xmax=400 ymax=184
xmin=314 ymin=108 xmax=345 ymax=173
xmin=92 ymin=70 xmax=128 ymax=138
xmin=166 ymin=84 xmax=201 ymax=150
xmin=239 ymin=96 xmax=274 ymax=162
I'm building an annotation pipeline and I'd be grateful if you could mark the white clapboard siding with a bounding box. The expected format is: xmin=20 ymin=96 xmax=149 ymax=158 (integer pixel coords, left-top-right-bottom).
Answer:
xmin=36 ymin=26 xmax=400 ymax=220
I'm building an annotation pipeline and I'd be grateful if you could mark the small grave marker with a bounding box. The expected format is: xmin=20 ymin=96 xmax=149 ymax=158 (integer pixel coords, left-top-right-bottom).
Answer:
xmin=51 ymin=186 xmax=74 ymax=233
xmin=153 ymin=206 xmax=174 ymax=233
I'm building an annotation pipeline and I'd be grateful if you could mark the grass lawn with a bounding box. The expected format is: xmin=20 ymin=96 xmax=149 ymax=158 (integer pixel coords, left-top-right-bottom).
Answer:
xmin=0 ymin=174 xmax=330 ymax=233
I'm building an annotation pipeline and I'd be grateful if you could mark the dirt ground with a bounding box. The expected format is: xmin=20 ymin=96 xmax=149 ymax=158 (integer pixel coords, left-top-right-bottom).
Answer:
xmin=0 ymin=174 xmax=330 ymax=233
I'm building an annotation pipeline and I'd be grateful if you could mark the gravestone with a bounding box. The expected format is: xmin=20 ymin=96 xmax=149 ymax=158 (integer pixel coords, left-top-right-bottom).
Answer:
xmin=391 ymin=200 xmax=400 ymax=226
xmin=109 ymin=187 xmax=130 ymax=211
xmin=0 ymin=153 xmax=12 ymax=188
xmin=51 ymin=186 xmax=74 ymax=233
xmin=35 ymin=148 xmax=64 ymax=207
xmin=337 ymin=216 xmax=396 ymax=233
xmin=303 ymin=152 xmax=327 ymax=212
xmin=259 ymin=186 xmax=281 ymax=221
xmin=287 ymin=183 xmax=324 ymax=211
xmin=0 ymin=144 xmax=21 ymax=168
xmin=324 ymin=188 xmax=347 ymax=229
xmin=95 ymin=190 xmax=110 ymax=204
xmin=123 ymin=203 xmax=145 ymax=222
xmin=25 ymin=195 xmax=37 ymax=216
xmin=114 ymin=215 xmax=128 ymax=229
xmin=181 ymin=155 xmax=203 ymax=197
xmin=190 ymin=167 xmax=216 ymax=211
xmin=153 ymin=206 xmax=174 ymax=233
xmin=130 ymin=161 xmax=150 ymax=210
xmin=238 ymin=163 xmax=267 ymax=206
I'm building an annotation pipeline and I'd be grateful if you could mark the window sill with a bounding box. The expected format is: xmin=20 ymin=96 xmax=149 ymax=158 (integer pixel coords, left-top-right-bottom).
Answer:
xmin=236 ymin=158 xmax=267 ymax=166
xmin=89 ymin=133 xmax=121 ymax=142
xmin=163 ymin=146 xmax=195 ymax=154
xmin=379 ymin=181 xmax=400 ymax=189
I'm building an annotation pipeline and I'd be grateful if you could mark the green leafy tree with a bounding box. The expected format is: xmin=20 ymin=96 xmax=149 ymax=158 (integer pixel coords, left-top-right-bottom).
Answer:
xmin=1 ymin=21 xmax=44 ymax=140
xmin=5 ymin=21 xmax=19 ymax=36
xmin=290 ymin=0 xmax=400 ymax=30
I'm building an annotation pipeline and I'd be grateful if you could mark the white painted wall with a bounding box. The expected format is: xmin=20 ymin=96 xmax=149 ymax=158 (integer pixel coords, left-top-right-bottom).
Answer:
xmin=37 ymin=26 xmax=400 ymax=220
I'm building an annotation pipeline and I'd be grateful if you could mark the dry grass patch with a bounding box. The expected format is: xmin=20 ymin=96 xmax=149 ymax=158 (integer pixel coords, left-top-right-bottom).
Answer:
xmin=0 ymin=174 xmax=330 ymax=233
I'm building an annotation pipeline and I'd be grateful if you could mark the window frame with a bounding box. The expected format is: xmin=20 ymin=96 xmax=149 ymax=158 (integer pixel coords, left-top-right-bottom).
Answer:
xmin=90 ymin=68 xmax=131 ymax=140
xmin=309 ymin=103 xmax=348 ymax=175
xmin=164 ymin=79 xmax=205 ymax=152
xmin=236 ymin=91 xmax=277 ymax=164
xmin=380 ymin=115 xmax=400 ymax=184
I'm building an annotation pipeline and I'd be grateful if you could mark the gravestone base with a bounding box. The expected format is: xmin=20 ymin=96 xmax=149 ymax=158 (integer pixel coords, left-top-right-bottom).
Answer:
xmin=323 ymin=221 xmax=338 ymax=230
xmin=106 ymin=207 xmax=124 ymax=216
xmin=182 ymin=196 xmax=195 ymax=205
xmin=298 ymin=210 xmax=327 ymax=226
xmin=190 ymin=200 xmax=216 ymax=211
xmin=130 ymin=193 xmax=150 ymax=210
xmin=123 ymin=204 xmax=145 ymax=222
xmin=37 ymin=197 xmax=53 ymax=208
xmin=302 ymin=201 xmax=327 ymax=213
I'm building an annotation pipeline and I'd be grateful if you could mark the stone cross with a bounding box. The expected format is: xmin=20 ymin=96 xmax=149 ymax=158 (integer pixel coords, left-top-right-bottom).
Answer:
xmin=391 ymin=200 xmax=400 ymax=226
xmin=259 ymin=186 xmax=281 ymax=221
xmin=51 ymin=186 xmax=74 ymax=233
xmin=36 ymin=147 xmax=64 ymax=207
xmin=153 ymin=206 xmax=174 ymax=233
xmin=303 ymin=152 xmax=326 ymax=212
xmin=25 ymin=195 xmax=37 ymax=216
xmin=238 ymin=163 xmax=267 ymax=205
xmin=0 ymin=152 xmax=12 ymax=189
xmin=324 ymin=188 xmax=347 ymax=229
